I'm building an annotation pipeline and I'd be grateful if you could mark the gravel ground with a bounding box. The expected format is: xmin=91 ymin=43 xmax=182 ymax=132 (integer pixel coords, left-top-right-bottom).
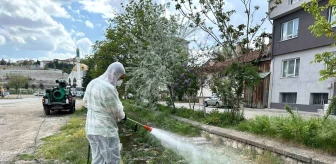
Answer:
xmin=0 ymin=95 xmax=83 ymax=163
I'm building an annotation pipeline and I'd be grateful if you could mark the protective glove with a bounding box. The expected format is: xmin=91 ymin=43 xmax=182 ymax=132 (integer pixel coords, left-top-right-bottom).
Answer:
xmin=119 ymin=115 xmax=127 ymax=124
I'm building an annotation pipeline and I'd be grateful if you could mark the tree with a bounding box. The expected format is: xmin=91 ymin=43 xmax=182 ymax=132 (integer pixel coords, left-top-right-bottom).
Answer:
xmin=31 ymin=84 xmax=36 ymax=90
xmin=172 ymin=62 xmax=199 ymax=109
xmin=302 ymin=0 xmax=336 ymax=81
xmin=39 ymin=83 xmax=44 ymax=90
xmin=209 ymin=63 xmax=260 ymax=111
xmin=121 ymin=0 xmax=193 ymax=108
xmin=24 ymin=83 xmax=29 ymax=89
xmin=81 ymin=57 xmax=94 ymax=90
xmin=172 ymin=0 xmax=281 ymax=112
xmin=7 ymin=74 xmax=29 ymax=94
xmin=22 ymin=60 xmax=29 ymax=66
xmin=0 ymin=58 xmax=6 ymax=65
xmin=88 ymin=0 xmax=145 ymax=94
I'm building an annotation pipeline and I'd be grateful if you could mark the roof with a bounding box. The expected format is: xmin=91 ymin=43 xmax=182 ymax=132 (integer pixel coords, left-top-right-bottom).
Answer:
xmin=259 ymin=72 xmax=270 ymax=78
xmin=203 ymin=44 xmax=272 ymax=72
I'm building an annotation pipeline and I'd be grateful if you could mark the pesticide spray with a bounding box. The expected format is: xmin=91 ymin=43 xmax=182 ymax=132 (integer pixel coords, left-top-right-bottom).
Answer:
xmin=124 ymin=118 xmax=249 ymax=163
xmin=150 ymin=128 xmax=250 ymax=164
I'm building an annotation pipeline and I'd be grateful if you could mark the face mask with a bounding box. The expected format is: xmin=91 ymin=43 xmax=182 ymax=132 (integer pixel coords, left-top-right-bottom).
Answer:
xmin=116 ymin=80 xmax=123 ymax=86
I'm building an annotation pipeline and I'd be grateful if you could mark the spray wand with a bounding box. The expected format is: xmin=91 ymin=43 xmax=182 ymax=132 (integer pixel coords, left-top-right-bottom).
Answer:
xmin=127 ymin=118 xmax=153 ymax=132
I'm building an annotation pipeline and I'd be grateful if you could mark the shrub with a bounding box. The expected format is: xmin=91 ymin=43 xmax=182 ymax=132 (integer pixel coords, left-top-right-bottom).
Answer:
xmin=238 ymin=115 xmax=336 ymax=155
xmin=203 ymin=110 xmax=245 ymax=127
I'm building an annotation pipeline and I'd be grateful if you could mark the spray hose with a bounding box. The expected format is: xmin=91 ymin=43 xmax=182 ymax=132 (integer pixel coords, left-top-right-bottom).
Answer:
xmin=127 ymin=118 xmax=152 ymax=132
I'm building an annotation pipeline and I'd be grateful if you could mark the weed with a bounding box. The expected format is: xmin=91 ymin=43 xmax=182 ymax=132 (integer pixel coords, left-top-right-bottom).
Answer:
xmin=255 ymin=151 xmax=283 ymax=164
xmin=15 ymin=153 xmax=35 ymax=161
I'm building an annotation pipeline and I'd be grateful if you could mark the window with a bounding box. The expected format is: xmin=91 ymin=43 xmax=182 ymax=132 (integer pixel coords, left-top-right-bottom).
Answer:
xmin=324 ymin=52 xmax=336 ymax=70
xmin=290 ymin=0 xmax=299 ymax=4
xmin=281 ymin=18 xmax=299 ymax=41
xmin=312 ymin=93 xmax=328 ymax=105
xmin=328 ymin=6 xmax=336 ymax=27
xmin=281 ymin=93 xmax=297 ymax=104
xmin=282 ymin=58 xmax=300 ymax=77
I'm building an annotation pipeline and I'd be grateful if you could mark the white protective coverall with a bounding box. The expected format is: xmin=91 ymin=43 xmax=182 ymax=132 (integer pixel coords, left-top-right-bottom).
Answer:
xmin=84 ymin=62 xmax=126 ymax=164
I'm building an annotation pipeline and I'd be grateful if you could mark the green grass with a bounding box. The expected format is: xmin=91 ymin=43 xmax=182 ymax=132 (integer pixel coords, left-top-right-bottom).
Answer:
xmin=15 ymin=153 xmax=35 ymax=161
xmin=125 ymin=100 xmax=244 ymax=128
xmin=37 ymin=108 xmax=89 ymax=164
xmin=238 ymin=115 xmax=336 ymax=155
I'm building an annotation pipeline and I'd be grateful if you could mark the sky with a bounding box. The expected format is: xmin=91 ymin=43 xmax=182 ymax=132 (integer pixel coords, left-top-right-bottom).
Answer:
xmin=0 ymin=0 xmax=272 ymax=62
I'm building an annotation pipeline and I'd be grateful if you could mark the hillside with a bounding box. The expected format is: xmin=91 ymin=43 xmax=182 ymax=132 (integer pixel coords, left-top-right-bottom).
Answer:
xmin=0 ymin=66 xmax=69 ymax=88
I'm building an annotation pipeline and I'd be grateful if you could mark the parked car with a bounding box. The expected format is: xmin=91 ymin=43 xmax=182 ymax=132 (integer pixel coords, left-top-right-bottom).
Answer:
xmin=127 ymin=93 xmax=133 ymax=99
xmin=33 ymin=92 xmax=45 ymax=96
xmin=2 ymin=91 xmax=9 ymax=97
xmin=204 ymin=95 xmax=223 ymax=107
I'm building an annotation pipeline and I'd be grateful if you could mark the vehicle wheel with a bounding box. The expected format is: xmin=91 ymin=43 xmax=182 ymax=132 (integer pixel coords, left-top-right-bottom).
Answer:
xmin=205 ymin=102 xmax=208 ymax=107
xmin=44 ymin=107 xmax=50 ymax=115
xmin=70 ymin=106 xmax=75 ymax=113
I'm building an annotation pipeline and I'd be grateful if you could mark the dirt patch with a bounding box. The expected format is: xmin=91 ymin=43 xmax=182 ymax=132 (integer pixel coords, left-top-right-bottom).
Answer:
xmin=0 ymin=96 xmax=83 ymax=163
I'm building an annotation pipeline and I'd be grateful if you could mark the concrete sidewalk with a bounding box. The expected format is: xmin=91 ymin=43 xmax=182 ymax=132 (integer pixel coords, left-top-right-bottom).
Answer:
xmin=159 ymin=102 xmax=335 ymax=119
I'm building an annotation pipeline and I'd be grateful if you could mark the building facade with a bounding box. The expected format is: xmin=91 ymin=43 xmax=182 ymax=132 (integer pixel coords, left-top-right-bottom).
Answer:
xmin=269 ymin=0 xmax=335 ymax=112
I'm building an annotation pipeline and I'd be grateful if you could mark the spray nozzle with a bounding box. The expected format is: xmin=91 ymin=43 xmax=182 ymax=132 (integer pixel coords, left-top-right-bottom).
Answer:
xmin=143 ymin=125 xmax=152 ymax=132
xmin=127 ymin=118 xmax=153 ymax=133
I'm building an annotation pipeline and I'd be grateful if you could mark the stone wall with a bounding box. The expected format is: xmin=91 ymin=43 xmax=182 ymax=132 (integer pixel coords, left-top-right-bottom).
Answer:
xmin=0 ymin=68 xmax=69 ymax=88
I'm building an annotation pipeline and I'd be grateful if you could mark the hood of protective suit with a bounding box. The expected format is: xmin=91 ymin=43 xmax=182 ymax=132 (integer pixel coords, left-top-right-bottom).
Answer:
xmin=98 ymin=62 xmax=126 ymax=86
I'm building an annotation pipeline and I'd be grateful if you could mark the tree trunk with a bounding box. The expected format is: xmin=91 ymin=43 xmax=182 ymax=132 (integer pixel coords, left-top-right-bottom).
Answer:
xmin=188 ymin=93 xmax=192 ymax=109
xmin=192 ymin=93 xmax=196 ymax=111
xmin=168 ymin=85 xmax=175 ymax=109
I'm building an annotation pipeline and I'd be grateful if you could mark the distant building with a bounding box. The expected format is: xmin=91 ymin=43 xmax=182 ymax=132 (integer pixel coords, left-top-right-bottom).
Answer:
xmin=40 ymin=60 xmax=52 ymax=68
xmin=67 ymin=64 xmax=88 ymax=88
xmin=67 ymin=48 xmax=88 ymax=88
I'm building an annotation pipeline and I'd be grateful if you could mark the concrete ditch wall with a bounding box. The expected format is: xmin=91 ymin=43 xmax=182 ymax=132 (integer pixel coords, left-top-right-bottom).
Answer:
xmin=171 ymin=116 xmax=336 ymax=164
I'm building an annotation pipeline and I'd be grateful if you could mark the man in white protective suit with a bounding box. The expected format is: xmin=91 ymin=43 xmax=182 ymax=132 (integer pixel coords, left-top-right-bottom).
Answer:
xmin=83 ymin=62 xmax=127 ymax=164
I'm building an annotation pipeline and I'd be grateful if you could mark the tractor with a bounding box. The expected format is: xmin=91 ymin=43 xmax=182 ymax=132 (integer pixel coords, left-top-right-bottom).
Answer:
xmin=42 ymin=79 xmax=76 ymax=115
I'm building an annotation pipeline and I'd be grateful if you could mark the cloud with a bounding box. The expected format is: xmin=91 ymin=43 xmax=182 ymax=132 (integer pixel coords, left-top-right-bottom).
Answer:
xmin=75 ymin=10 xmax=80 ymax=14
xmin=85 ymin=20 xmax=94 ymax=28
xmin=78 ymin=0 xmax=125 ymax=19
xmin=76 ymin=38 xmax=93 ymax=56
xmin=76 ymin=32 xmax=85 ymax=37
xmin=0 ymin=0 xmax=76 ymax=52
xmin=0 ymin=35 xmax=6 ymax=45
xmin=45 ymin=52 xmax=75 ymax=60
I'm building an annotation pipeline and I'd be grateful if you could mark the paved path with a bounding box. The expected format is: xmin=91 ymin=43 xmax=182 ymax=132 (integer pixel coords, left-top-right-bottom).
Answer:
xmin=0 ymin=97 xmax=83 ymax=163
xmin=160 ymin=102 xmax=335 ymax=119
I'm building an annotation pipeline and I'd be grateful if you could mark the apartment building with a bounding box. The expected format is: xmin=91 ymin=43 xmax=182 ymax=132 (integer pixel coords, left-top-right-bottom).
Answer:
xmin=268 ymin=0 xmax=336 ymax=112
